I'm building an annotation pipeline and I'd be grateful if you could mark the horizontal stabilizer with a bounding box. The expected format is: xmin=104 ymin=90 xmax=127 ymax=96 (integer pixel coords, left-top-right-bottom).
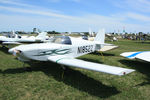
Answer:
xmin=100 ymin=45 xmax=118 ymax=52
xmin=48 ymin=56 xmax=135 ymax=76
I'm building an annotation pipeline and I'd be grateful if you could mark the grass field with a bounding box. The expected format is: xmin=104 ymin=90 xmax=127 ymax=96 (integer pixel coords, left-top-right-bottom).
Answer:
xmin=0 ymin=40 xmax=150 ymax=100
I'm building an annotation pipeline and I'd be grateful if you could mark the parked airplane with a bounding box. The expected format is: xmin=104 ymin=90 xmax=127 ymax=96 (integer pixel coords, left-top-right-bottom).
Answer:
xmin=120 ymin=51 xmax=150 ymax=62
xmin=106 ymin=33 xmax=118 ymax=41
xmin=0 ymin=32 xmax=48 ymax=45
xmin=9 ymin=29 xmax=135 ymax=76
xmin=0 ymin=30 xmax=16 ymax=41
xmin=89 ymin=28 xmax=94 ymax=37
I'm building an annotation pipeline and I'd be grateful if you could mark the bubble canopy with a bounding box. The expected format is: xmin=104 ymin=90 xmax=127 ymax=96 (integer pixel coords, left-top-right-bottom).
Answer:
xmin=51 ymin=36 xmax=72 ymax=45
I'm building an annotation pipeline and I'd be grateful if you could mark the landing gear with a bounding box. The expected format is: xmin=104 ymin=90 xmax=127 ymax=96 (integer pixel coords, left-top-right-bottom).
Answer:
xmin=61 ymin=65 xmax=66 ymax=79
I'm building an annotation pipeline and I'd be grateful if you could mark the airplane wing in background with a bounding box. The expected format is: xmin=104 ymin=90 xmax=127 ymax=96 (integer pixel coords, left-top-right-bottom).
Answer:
xmin=48 ymin=55 xmax=135 ymax=76
xmin=2 ymin=41 xmax=22 ymax=45
xmin=120 ymin=51 xmax=150 ymax=62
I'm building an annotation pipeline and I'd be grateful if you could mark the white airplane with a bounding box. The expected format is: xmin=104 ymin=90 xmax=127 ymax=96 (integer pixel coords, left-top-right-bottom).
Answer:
xmin=120 ymin=51 xmax=150 ymax=62
xmin=8 ymin=29 xmax=135 ymax=76
xmin=106 ymin=34 xmax=118 ymax=41
xmin=89 ymin=28 xmax=94 ymax=37
xmin=0 ymin=31 xmax=48 ymax=45
xmin=0 ymin=31 xmax=16 ymax=42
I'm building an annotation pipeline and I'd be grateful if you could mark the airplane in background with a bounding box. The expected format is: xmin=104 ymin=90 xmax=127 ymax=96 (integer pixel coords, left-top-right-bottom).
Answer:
xmin=87 ymin=29 xmax=118 ymax=51
xmin=120 ymin=51 xmax=150 ymax=62
xmin=106 ymin=33 xmax=118 ymax=42
xmin=9 ymin=29 xmax=135 ymax=76
xmin=0 ymin=30 xmax=16 ymax=40
xmin=89 ymin=28 xmax=94 ymax=37
xmin=0 ymin=31 xmax=48 ymax=45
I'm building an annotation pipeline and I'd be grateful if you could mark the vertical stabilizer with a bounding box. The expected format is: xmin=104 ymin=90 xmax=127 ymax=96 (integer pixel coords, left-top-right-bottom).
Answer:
xmin=89 ymin=28 xmax=94 ymax=37
xmin=11 ymin=30 xmax=18 ymax=39
xmin=36 ymin=32 xmax=47 ymax=40
xmin=94 ymin=29 xmax=105 ymax=43
xmin=12 ymin=30 xmax=15 ymax=35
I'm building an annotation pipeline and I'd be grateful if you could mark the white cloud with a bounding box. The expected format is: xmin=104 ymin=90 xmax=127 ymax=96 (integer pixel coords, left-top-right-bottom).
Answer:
xmin=0 ymin=0 xmax=61 ymax=13
xmin=113 ymin=0 xmax=150 ymax=13
xmin=0 ymin=0 xmax=35 ymax=8
xmin=0 ymin=12 xmax=149 ymax=32
xmin=0 ymin=0 xmax=149 ymax=32
xmin=126 ymin=12 xmax=150 ymax=22
xmin=0 ymin=6 xmax=73 ymax=19
xmin=46 ymin=0 xmax=81 ymax=3
xmin=127 ymin=0 xmax=150 ymax=13
xmin=111 ymin=12 xmax=150 ymax=23
xmin=46 ymin=0 xmax=61 ymax=3
xmin=71 ymin=0 xmax=81 ymax=3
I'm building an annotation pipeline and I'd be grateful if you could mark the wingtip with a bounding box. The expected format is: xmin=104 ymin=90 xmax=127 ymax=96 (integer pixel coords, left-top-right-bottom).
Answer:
xmin=120 ymin=52 xmax=137 ymax=59
xmin=118 ymin=69 xmax=135 ymax=76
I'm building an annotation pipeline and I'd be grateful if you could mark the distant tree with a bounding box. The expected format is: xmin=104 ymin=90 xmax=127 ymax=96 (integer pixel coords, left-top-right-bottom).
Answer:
xmin=30 ymin=32 xmax=35 ymax=34
xmin=47 ymin=31 xmax=60 ymax=34
xmin=17 ymin=31 xmax=27 ymax=34
xmin=84 ymin=32 xmax=89 ymax=36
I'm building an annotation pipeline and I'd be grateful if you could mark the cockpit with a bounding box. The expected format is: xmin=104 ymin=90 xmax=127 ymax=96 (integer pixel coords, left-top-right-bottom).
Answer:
xmin=51 ymin=36 xmax=72 ymax=45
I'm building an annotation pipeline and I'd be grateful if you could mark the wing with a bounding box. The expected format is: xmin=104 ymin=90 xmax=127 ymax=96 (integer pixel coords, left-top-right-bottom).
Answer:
xmin=2 ymin=41 xmax=22 ymax=45
xmin=48 ymin=55 xmax=134 ymax=76
xmin=120 ymin=51 xmax=150 ymax=62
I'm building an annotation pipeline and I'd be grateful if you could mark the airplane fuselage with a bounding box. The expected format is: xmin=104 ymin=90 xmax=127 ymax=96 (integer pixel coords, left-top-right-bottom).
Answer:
xmin=9 ymin=37 xmax=101 ymax=61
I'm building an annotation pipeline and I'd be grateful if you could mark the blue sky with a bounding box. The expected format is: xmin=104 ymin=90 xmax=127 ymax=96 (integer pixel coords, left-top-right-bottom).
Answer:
xmin=0 ymin=0 xmax=150 ymax=32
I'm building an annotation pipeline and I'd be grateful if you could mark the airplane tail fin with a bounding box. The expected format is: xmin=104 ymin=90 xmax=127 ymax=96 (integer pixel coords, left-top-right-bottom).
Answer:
xmin=94 ymin=29 xmax=105 ymax=44
xmin=12 ymin=30 xmax=15 ymax=35
xmin=36 ymin=32 xmax=47 ymax=40
xmin=89 ymin=28 xmax=94 ymax=37
xmin=94 ymin=29 xmax=105 ymax=51
xmin=11 ymin=30 xmax=18 ymax=39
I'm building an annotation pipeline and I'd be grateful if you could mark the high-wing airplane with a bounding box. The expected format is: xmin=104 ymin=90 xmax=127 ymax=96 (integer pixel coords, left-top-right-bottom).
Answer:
xmin=0 ymin=31 xmax=48 ymax=45
xmin=8 ymin=29 xmax=135 ymax=76
xmin=120 ymin=51 xmax=150 ymax=62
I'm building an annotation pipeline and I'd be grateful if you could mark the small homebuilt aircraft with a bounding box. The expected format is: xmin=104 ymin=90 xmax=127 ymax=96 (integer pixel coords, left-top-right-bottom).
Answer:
xmin=120 ymin=51 xmax=150 ymax=62
xmin=9 ymin=29 xmax=135 ymax=76
xmin=0 ymin=31 xmax=48 ymax=45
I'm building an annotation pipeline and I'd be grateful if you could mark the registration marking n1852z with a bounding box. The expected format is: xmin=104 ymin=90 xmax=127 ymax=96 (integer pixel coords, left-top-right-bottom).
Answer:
xmin=77 ymin=45 xmax=93 ymax=53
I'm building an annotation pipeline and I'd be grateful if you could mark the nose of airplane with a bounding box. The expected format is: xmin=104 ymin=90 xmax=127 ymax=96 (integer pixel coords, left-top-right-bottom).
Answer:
xmin=8 ymin=48 xmax=22 ymax=56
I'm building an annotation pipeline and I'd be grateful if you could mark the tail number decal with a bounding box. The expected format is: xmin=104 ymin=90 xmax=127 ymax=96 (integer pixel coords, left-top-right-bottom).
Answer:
xmin=78 ymin=45 xmax=93 ymax=53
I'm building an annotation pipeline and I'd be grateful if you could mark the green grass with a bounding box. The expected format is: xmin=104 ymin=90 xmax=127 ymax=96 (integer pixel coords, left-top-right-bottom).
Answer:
xmin=1 ymin=40 xmax=150 ymax=100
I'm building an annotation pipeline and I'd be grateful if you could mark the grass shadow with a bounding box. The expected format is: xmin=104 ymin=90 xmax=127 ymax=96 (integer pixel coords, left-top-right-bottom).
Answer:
xmin=1 ymin=61 xmax=120 ymax=98
xmin=119 ymin=59 xmax=150 ymax=86
xmin=0 ymin=46 xmax=9 ymax=54
xmin=91 ymin=52 xmax=115 ymax=56
xmin=135 ymin=41 xmax=150 ymax=44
